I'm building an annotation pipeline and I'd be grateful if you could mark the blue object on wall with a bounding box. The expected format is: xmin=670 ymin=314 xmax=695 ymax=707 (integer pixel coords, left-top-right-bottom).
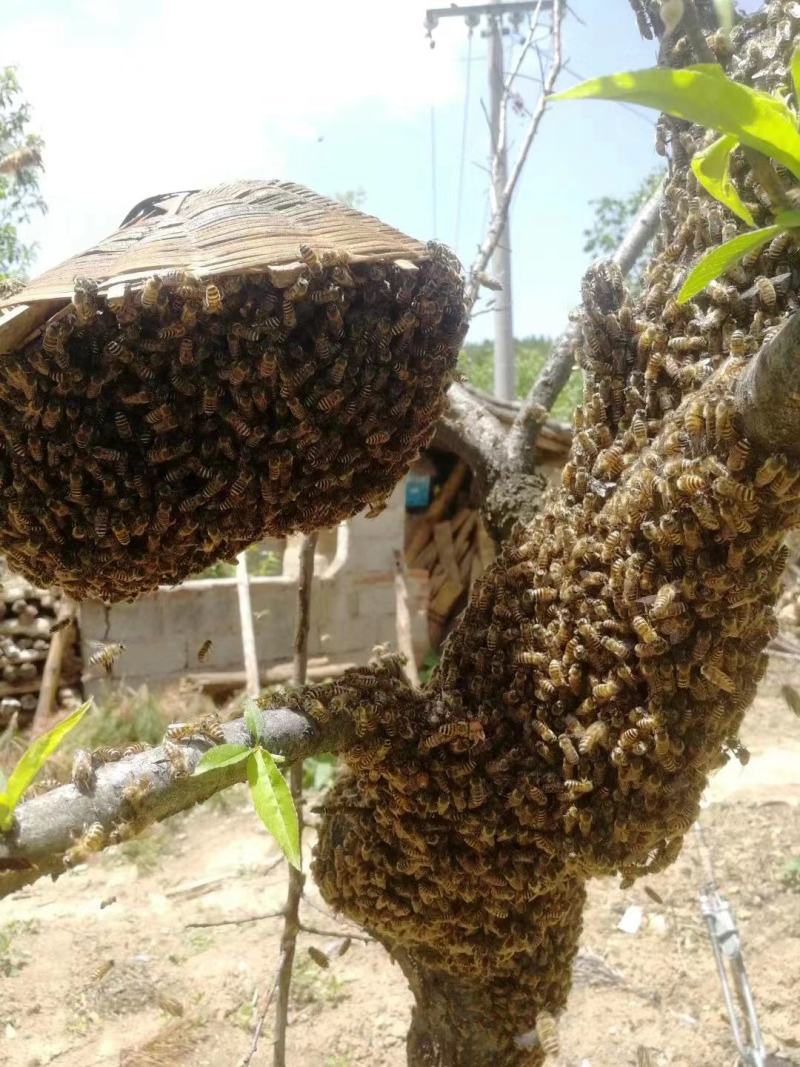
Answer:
xmin=406 ymin=473 xmax=432 ymax=510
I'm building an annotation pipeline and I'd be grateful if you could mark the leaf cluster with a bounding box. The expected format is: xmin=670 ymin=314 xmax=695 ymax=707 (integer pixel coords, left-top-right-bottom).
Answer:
xmin=554 ymin=52 xmax=800 ymax=302
xmin=194 ymin=701 xmax=300 ymax=869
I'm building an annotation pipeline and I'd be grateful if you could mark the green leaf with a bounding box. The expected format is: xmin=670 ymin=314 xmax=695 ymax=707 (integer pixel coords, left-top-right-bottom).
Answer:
xmin=713 ymin=0 xmax=734 ymax=31
xmin=247 ymin=749 xmax=301 ymax=870
xmin=194 ymin=744 xmax=252 ymax=774
xmin=775 ymin=209 xmax=800 ymax=229
xmin=677 ymin=224 xmax=783 ymax=304
xmin=691 ymin=135 xmax=754 ymax=225
xmin=552 ymin=65 xmax=800 ymax=180
xmin=792 ymin=46 xmax=800 ymax=107
xmin=0 ymin=701 xmax=91 ymax=831
xmin=242 ymin=700 xmax=261 ymax=746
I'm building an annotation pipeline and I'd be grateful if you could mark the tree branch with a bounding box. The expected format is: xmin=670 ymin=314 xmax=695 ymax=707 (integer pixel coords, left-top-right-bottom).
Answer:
xmin=505 ymin=182 xmax=664 ymax=472
xmin=735 ymin=310 xmax=800 ymax=458
xmin=273 ymin=531 xmax=317 ymax=1067
xmin=464 ymin=0 xmax=565 ymax=312
xmin=0 ymin=705 xmax=344 ymax=899
xmin=436 ymin=382 xmax=509 ymax=495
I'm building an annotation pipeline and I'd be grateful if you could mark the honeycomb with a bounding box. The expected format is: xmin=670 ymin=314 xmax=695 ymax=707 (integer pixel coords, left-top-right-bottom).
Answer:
xmin=0 ymin=246 xmax=465 ymax=601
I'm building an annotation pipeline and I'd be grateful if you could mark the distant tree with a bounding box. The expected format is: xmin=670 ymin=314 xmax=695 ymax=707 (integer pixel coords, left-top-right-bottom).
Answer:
xmin=0 ymin=67 xmax=45 ymax=284
xmin=459 ymin=335 xmax=581 ymax=420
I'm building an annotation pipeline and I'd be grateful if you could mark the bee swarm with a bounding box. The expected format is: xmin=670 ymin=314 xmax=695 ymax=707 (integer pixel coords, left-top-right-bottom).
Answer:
xmin=266 ymin=6 xmax=800 ymax=1062
xmin=0 ymin=246 xmax=465 ymax=601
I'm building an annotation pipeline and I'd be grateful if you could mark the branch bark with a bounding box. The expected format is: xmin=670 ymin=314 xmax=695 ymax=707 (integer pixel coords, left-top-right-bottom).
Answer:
xmin=436 ymin=383 xmax=509 ymax=495
xmin=0 ymin=704 xmax=343 ymax=899
xmin=735 ymin=310 xmax=800 ymax=458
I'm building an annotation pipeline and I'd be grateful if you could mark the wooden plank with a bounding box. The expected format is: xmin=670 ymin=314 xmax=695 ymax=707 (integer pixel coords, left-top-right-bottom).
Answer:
xmin=413 ymin=540 xmax=438 ymax=571
xmin=433 ymin=521 xmax=462 ymax=587
xmin=404 ymin=461 xmax=469 ymax=563
xmin=429 ymin=566 xmax=448 ymax=600
xmin=458 ymin=544 xmax=476 ymax=584
xmin=450 ymin=508 xmax=471 ymax=536
xmin=188 ymin=659 xmax=356 ymax=693
xmin=477 ymin=520 xmax=497 ymax=568
xmin=453 ymin=512 xmax=478 ymax=562
xmin=429 ymin=578 xmax=465 ymax=622
xmin=470 ymin=552 xmax=484 ymax=589
xmin=0 ymin=301 xmax=62 ymax=354
xmin=405 ymin=523 xmax=433 ymax=567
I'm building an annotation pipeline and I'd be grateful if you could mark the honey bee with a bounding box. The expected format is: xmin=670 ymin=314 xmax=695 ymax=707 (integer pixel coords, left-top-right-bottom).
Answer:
xmin=64 ymin=822 xmax=105 ymax=867
xmin=203 ymin=284 xmax=222 ymax=313
xmin=631 ymin=616 xmax=658 ymax=644
xmin=141 ymin=276 xmax=162 ymax=310
xmin=534 ymin=1010 xmax=559 ymax=1056
xmin=88 ymin=641 xmax=126 ymax=674
xmin=558 ymin=735 xmax=580 ymax=764
xmin=713 ymin=476 xmax=754 ymax=504
xmin=299 ymin=243 xmax=322 ymax=276
xmin=418 ymin=720 xmax=484 ymax=754
xmin=90 ymin=959 xmax=115 ymax=983
xmin=161 ymin=740 xmax=192 ymax=778
xmin=754 ymin=275 xmax=777 ymax=309
xmin=71 ymin=748 xmax=94 ymax=792
xmin=197 ymin=639 xmax=213 ymax=662
xmin=700 ymin=663 xmax=737 ymax=693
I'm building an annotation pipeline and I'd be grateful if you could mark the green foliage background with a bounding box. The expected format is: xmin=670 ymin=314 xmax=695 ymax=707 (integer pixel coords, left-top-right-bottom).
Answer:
xmin=0 ymin=67 xmax=45 ymax=282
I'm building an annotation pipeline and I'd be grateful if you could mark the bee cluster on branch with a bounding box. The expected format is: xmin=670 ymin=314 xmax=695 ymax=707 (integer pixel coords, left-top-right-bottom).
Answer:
xmin=289 ymin=6 xmax=800 ymax=1061
xmin=0 ymin=245 xmax=465 ymax=602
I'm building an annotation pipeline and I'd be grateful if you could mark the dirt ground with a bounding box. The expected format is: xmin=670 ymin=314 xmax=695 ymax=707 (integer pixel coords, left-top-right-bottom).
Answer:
xmin=2 ymin=663 xmax=800 ymax=1067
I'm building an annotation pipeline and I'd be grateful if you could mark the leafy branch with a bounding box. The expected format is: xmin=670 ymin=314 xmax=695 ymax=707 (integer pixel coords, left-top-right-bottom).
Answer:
xmin=553 ymin=51 xmax=800 ymax=302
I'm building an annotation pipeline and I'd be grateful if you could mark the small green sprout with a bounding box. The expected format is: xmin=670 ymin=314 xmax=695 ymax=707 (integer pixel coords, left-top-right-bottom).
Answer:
xmin=0 ymin=701 xmax=91 ymax=832
xmin=193 ymin=699 xmax=300 ymax=869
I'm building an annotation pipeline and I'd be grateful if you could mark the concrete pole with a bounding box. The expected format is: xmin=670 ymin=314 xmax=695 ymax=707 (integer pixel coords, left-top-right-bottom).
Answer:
xmin=488 ymin=5 xmax=515 ymax=401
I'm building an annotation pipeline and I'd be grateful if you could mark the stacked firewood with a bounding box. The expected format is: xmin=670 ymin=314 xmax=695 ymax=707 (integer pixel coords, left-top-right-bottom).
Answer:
xmin=0 ymin=576 xmax=83 ymax=725
xmin=404 ymin=461 xmax=497 ymax=647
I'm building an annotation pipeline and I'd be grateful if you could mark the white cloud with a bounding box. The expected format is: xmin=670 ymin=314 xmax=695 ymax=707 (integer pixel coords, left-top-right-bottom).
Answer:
xmin=5 ymin=0 xmax=463 ymax=274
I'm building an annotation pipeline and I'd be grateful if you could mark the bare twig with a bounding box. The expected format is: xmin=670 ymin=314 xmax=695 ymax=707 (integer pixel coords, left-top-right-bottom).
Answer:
xmin=0 ymin=703 xmax=348 ymax=899
xmin=299 ymin=922 xmax=373 ymax=943
xmin=494 ymin=1 xmax=547 ymax=187
xmin=240 ymin=951 xmax=284 ymax=1067
xmin=505 ymin=182 xmax=664 ymax=472
xmin=464 ymin=0 xmax=565 ymax=312
xmin=185 ymin=911 xmax=284 ymax=930
xmin=273 ymin=532 xmax=317 ymax=1067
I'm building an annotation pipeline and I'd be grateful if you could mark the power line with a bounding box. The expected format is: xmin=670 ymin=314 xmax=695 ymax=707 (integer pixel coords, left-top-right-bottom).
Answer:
xmin=455 ymin=29 xmax=475 ymax=249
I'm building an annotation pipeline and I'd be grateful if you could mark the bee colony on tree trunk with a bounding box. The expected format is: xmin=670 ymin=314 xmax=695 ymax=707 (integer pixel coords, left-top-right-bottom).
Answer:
xmin=258 ymin=7 xmax=800 ymax=1061
xmin=0 ymin=181 xmax=467 ymax=602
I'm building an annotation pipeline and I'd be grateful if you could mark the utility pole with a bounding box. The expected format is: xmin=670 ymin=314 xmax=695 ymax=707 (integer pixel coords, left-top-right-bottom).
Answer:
xmin=487 ymin=1 xmax=515 ymax=400
xmin=424 ymin=1 xmax=547 ymax=401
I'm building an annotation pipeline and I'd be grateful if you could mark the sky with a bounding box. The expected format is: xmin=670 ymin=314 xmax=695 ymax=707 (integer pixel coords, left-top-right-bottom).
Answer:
xmin=3 ymin=0 xmax=765 ymax=344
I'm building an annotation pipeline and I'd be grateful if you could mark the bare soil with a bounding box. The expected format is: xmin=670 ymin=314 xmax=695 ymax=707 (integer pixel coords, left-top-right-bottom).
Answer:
xmin=2 ymin=663 xmax=800 ymax=1067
